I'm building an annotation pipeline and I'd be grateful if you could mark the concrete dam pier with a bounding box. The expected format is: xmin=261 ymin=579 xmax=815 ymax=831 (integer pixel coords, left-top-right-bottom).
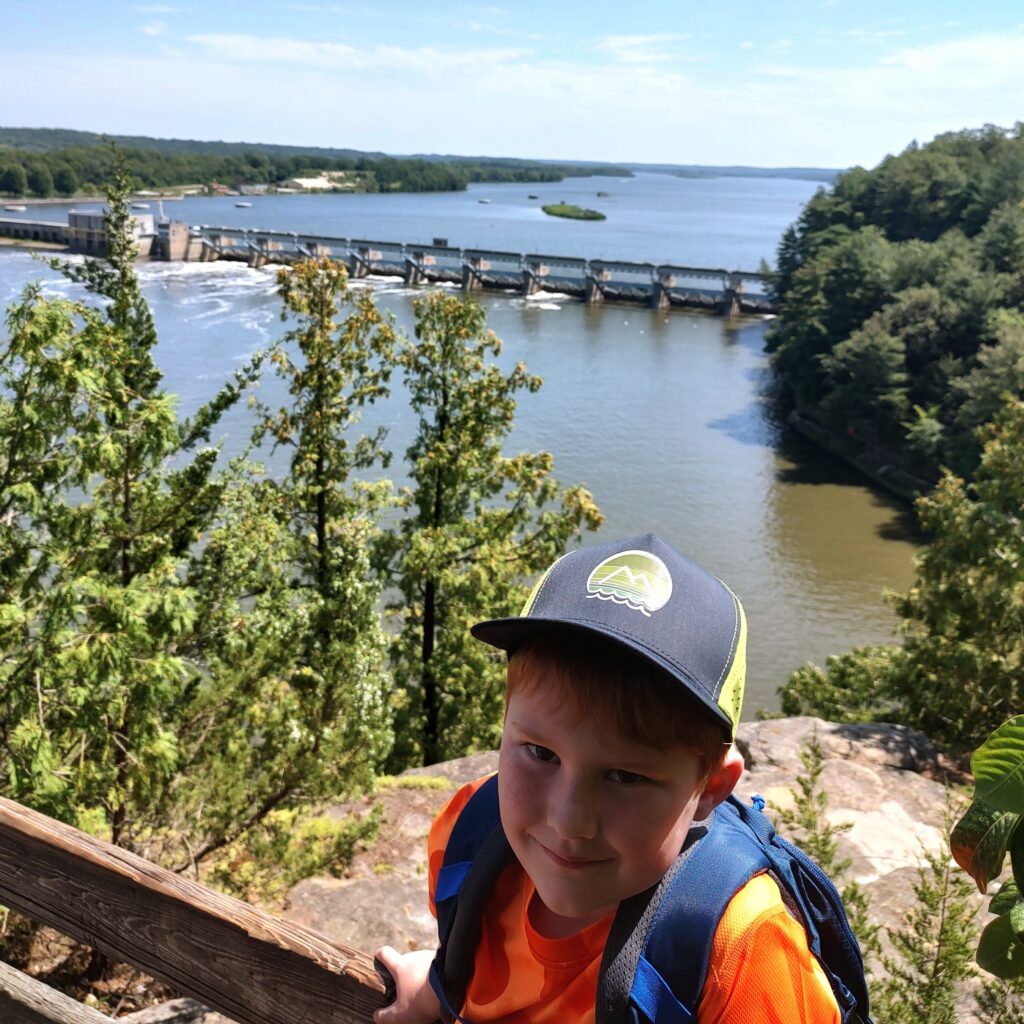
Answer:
xmin=0 ymin=213 xmax=775 ymax=316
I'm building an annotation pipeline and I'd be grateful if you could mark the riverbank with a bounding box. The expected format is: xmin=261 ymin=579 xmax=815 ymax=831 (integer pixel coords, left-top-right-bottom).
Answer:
xmin=787 ymin=410 xmax=935 ymax=502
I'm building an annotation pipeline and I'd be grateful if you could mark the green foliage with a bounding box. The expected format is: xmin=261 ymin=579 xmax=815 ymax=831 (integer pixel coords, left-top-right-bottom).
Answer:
xmin=207 ymin=803 xmax=383 ymax=904
xmin=380 ymin=292 xmax=603 ymax=767
xmin=874 ymin=800 xmax=979 ymax=1024
xmin=770 ymin=123 xmax=1024 ymax=481
xmin=26 ymin=163 xmax=53 ymax=197
xmin=185 ymin=255 xmax=401 ymax=863
xmin=0 ymin=154 xmax=257 ymax=850
xmin=0 ymin=164 xmax=389 ymax=887
xmin=0 ymin=162 xmax=27 ymax=196
xmin=778 ymin=644 xmax=902 ymax=723
xmin=774 ymin=733 xmax=881 ymax=970
xmin=974 ymin=976 xmax=1024 ymax=1024
xmin=541 ymin=202 xmax=607 ymax=221
xmin=376 ymin=774 xmax=455 ymax=791
xmin=886 ymin=403 xmax=1024 ymax=750
xmin=0 ymin=127 xmax=631 ymax=195
xmin=780 ymin=402 xmax=1024 ymax=752
xmin=951 ymin=715 xmax=1024 ymax=982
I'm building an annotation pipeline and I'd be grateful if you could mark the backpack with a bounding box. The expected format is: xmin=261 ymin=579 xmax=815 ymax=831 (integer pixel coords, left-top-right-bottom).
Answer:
xmin=428 ymin=774 xmax=873 ymax=1024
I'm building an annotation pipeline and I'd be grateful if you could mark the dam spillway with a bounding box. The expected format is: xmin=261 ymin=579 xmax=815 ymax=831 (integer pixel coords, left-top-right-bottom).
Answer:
xmin=0 ymin=214 xmax=775 ymax=316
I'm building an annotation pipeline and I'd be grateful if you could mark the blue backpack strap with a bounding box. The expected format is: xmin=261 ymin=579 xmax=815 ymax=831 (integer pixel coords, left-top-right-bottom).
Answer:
xmin=612 ymin=795 xmax=871 ymax=1024
xmin=429 ymin=775 xmax=512 ymax=1024
xmin=636 ymin=798 xmax=770 ymax=1020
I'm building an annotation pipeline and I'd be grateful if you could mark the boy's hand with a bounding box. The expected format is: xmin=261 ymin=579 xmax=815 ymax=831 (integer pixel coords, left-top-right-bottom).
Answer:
xmin=372 ymin=945 xmax=442 ymax=1024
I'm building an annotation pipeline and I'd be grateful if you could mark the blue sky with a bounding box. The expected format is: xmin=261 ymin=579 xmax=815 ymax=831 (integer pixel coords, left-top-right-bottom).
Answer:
xmin=4 ymin=1 xmax=1024 ymax=168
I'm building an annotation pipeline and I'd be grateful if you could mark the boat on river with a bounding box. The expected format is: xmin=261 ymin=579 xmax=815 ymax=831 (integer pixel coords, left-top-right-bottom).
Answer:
xmin=4 ymin=204 xmax=27 ymax=212
xmin=235 ymin=202 xmax=252 ymax=208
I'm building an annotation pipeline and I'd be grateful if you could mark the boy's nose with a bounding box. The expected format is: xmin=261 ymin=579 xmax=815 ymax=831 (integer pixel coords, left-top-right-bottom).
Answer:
xmin=546 ymin=778 xmax=600 ymax=840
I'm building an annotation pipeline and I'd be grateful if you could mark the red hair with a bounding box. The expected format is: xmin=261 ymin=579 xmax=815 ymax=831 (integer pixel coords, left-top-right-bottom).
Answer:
xmin=506 ymin=630 xmax=729 ymax=775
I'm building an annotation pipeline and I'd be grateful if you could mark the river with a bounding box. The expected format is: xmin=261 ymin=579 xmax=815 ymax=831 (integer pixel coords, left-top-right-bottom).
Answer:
xmin=0 ymin=172 xmax=918 ymax=715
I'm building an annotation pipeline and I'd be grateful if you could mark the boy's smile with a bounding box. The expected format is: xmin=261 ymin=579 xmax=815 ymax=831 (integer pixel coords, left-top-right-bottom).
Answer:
xmin=498 ymin=679 xmax=726 ymax=939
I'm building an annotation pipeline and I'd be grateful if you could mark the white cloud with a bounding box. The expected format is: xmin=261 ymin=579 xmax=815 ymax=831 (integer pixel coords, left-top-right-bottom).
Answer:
xmin=186 ymin=32 xmax=530 ymax=73
xmin=598 ymin=33 xmax=693 ymax=64
xmin=6 ymin=23 xmax=1024 ymax=167
xmin=135 ymin=4 xmax=187 ymax=11
xmin=740 ymin=41 xmax=754 ymax=50
xmin=140 ymin=21 xmax=167 ymax=37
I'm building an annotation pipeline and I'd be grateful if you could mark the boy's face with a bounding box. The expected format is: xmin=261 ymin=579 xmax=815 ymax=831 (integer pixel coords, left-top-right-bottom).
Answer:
xmin=499 ymin=674 xmax=725 ymax=937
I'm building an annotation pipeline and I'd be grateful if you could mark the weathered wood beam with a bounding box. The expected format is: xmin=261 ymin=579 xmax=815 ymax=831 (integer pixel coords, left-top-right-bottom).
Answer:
xmin=0 ymin=797 xmax=387 ymax=1024
xmin=0 ymin=958 xmax=113 ymax=1024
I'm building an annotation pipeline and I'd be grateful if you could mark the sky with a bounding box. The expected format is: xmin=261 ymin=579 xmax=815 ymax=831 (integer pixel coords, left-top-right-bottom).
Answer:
xmin=4 ymin=1 xmax=1024 ymax=170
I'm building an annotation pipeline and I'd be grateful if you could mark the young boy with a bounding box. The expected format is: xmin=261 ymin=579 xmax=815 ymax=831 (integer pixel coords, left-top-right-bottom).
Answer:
xmin=375 ymin=533 xmax=843 ymax=1024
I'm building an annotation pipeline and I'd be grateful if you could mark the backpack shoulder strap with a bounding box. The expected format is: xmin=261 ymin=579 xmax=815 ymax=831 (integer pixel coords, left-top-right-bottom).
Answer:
xmin=597 ymin=799 xmax=765 ymax=1023
xmin=601 ymin=795 xmax=872 ymax=1024
xmin=730 ymin=799 xmax=872 ymax=1023
xmin=429 ymin=775 xmax=513 ymax=1024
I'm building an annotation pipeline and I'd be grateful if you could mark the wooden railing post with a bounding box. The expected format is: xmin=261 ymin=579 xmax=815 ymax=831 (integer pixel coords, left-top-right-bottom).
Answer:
xmin=0 ymin=959 xmax=114 ymax=1024
xmin=0 ymin=797 xmax=388 ymax=1024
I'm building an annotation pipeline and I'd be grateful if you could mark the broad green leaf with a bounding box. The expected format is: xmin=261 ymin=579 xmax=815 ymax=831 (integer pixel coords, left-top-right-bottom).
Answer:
xmin=1013 ymin=900 xmax=1024 ymax=942
xmin=974 ymin=715 xmax=1024 ymax=814
xmin=993 ymin=880 xmax=1021 ymax=915
xmin=1014 ymin=820 xmax=1024 ymax=890
xmin=978 ymin=914 xmax=1024 ymax=980
xmin=951 ymin=800 xmax=1018 ymax=892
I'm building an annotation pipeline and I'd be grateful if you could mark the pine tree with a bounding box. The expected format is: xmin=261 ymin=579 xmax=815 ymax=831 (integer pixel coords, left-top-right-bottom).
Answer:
xmin=873 ymin=810 xmax=979 ymax=1024
xmin=186 ymin=255 xmax=399 ymax=865
xmin=381 ymin=292 xmax=603 ymax=767
xmin=774 ymin=733 xmax=881 ymax=972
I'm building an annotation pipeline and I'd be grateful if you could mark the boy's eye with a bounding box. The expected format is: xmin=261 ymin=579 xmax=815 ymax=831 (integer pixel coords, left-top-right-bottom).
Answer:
xmin=607 ymin=769 xmax=647 ymax=785
xmin=526 ymin=743 xmax=558 ymax=764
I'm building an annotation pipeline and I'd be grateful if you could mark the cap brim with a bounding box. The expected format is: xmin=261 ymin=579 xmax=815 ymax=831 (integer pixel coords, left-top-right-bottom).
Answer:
xmin=471 ymin=616 xmax=733 ymax=735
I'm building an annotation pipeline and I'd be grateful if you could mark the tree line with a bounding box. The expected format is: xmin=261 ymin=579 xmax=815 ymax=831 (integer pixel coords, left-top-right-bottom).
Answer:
xmin=768 ymin=122 xmax=1024 ymax=485
xmin=0 ymin=159 xmax=601 ymax=905
xmin=0 ymin=132 xmax=631 ymax=198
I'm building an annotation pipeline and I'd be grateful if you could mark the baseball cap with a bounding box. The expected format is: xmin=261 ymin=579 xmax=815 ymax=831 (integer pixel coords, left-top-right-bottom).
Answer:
xmin=471 ymin=533 xmax=746 ymax=738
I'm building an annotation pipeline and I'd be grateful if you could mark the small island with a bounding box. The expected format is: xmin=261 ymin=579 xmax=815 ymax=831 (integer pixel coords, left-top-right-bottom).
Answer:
xmin=542 ymin=202 xmax=606 ymax=221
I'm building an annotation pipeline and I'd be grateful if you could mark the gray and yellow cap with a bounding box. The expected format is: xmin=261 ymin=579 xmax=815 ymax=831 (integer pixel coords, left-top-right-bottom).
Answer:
xmin=471 ymin=533 xmax=746 ymax=739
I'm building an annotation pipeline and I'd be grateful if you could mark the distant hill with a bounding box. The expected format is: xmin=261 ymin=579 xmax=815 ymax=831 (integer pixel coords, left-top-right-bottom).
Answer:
xmin=0 ymin=127 xmax=387 ymax=160
xmin=0 ymin=128 xmax=630 ymax=180
xmin=625 ymin=162 xmax=842 ymax=184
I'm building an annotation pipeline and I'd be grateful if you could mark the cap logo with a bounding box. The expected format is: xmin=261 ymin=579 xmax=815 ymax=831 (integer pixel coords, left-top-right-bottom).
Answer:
xmin=586 ymin=550 xmax=673 ymax=617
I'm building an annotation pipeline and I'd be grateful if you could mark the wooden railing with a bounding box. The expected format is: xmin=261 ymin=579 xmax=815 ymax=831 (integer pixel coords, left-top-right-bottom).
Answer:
xmin=0 ymin=796 xmax=389 ymax=1023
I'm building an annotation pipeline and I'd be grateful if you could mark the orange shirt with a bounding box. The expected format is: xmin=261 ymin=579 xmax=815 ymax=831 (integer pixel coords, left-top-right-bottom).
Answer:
xmin=428 ymin=777 xmax=841 ymax=1024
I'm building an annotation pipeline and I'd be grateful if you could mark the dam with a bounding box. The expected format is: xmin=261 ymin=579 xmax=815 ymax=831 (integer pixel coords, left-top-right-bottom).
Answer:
xmin=0 ymin=210 xmax=774 ymax=316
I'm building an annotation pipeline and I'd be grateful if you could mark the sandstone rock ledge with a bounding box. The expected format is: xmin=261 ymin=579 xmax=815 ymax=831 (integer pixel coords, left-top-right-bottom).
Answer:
xmin=149 ymin=717 xmax=995 ymax=1023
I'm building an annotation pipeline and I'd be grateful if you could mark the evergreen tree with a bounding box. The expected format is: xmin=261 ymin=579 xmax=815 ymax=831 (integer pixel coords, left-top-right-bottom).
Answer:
xmin=0 ymin=155 xmax=277 ymax=867
xmin=381 ymin=292 xmax=603 ymax=767
xmin=873 ymin=812 xmax=979 ymax=1024
xmin=774 ymin=733 xmax=881 ymax=972
xmin=200 ymin=256 xmax=400 ymax=851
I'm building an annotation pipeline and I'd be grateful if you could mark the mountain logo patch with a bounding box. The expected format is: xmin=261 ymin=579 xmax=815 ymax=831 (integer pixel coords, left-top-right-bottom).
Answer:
xmin=586 ymin=550 xmax=673 ymax=617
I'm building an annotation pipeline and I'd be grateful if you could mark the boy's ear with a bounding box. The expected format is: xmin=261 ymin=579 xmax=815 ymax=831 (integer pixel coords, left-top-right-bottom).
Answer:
xmin=695 ymin=743 xmax=744 ymax=820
